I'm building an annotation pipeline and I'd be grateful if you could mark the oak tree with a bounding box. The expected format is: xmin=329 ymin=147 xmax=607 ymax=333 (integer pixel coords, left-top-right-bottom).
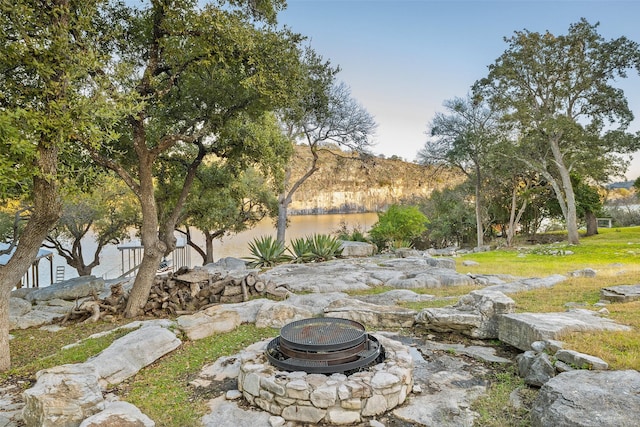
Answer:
xmin=474 ymin=19 xmax=640 ymax=244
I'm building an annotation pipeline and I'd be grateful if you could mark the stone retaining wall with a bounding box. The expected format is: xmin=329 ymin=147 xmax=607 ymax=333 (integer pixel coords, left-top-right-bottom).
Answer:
xmin=237 ymin=334 xmax=414 ymax=425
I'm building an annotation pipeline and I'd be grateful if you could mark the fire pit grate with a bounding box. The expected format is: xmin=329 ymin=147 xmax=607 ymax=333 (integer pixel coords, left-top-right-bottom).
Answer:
xmin=266 ymin=318 xmax=384 ymax=374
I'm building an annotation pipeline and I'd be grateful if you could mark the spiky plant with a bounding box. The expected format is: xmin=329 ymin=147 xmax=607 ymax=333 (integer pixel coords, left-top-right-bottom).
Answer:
xmin=245 ymin=236 xmax=290 ymax=268
xmin=287 ymin=237 xmax=315 ymax=263
xmin=308 ymin=234 xmax=343 ymax=262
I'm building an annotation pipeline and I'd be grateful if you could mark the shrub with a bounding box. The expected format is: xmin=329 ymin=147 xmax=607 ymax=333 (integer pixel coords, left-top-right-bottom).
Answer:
xmin=369 ymin=205 xmax=428 ymax=251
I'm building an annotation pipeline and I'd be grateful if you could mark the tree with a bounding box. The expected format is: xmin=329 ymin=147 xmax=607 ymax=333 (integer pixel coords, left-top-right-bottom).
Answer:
xmin=418 ymin=185 xmax=476 ymax=248
xmin=474 ymin=19 xmax=640 ymax=244
xmin=418 ymin=95 xmax=502 ymax=247
xmin=44 ymin=176 xmax=140 ymax=276
xmin=173 ymin=113 xmax=290 ymax=265
xmin=277 ymin=49 xmax=377 ymax=244
xmin=0 ymin=0 xmax=119 ymax=370
xmin=81 ymin=0 xmax=303 ymax=317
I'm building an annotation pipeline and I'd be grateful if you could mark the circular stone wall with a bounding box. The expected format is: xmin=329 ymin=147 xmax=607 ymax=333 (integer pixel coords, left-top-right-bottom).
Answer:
xmin=238 ymin=334 xmax=414 ymax=425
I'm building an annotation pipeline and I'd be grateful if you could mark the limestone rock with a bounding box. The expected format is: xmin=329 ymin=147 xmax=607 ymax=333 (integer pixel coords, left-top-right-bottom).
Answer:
xmin=10 ymin=306 xmax=63 ymax=330
xmin=339 ymin=240 xmax=375 ymax=257
xmin=202 ymin=395 xmax=272 ymax=427
xmin=416 ymin=289 xmax=515 ymax=339
xmin=176 ymin=305 xmax=242 ymax=340
xmin=324 ymin=298 xmax=416 ymax=328
xmin=531 ymin=370 xmax=640 ymax=427
xmin=354 ymin=289 xmax=434 ymax=306
xmin=26 ymin=276 xmax=105 ymax=303
xmin=255 ymin=302 xmax=313 ymax=328
xmin=554 ymin=349 xmax=608 ymax=370
xmin=516 ymin=351 xmax=556 ymax=387
xmin=284 ymin=292 xmax=349 ymax=315
xmin=9 ymin=297 xmax=31 ymax=317
xmin=498 ymin=309 xmax=631 ymax=351
xmin=484 ymin=274 xmax=566 ymax=294
xmin=22 ymin=363 xmax=105 ymax=427
xmin=600 ymin=284 xmax=640 ymax=303
xmin=86 ymin=325 xmax=181 ymax=387
xmin=79 ymin=401 xmax=155 ymax=427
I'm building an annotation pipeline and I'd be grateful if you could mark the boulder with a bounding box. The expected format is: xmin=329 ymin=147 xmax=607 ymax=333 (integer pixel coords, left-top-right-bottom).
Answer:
xmin=9 ymin=297 xmax=31 ymax=317
xmin=202 ymin=395 xmax=272 ymax=427
xmin=531 ymin=370 xmax=640 ymax=427
xmin=284 ymin=292 xmax=349 ymax=315
xmin=10 ymin=306 xmax=63 ymax=330
xmin=416 ymin=289 xmax=515 ymax=339
xmin=22 ymin=363 xmax=105 ymax=427
xmin=498 ymin=309 xmax=632 ymax=351
xmin=26 ymin=276 xmax=105 ymax=303
xmin=79 ymin=401 xmax=155 ymax=427
xmin=177 ymin=305 xmax=243 ymax=340
xmin=324 ymin=298 xmax=416 ymax=328
xmin=516 ymin=351 xmax=556 ymax=387
xmin=260 ymin=260 xmax=372 ymax=293
xmin=254 ymin=302 xmax=314 ymax=328
xmin=339 ymin=241 xmax=375 ymax=257
xmin=86 ymin=325 xmax=181 ymax=387
xmin=600 ymin=284 xmax=640 ymax=303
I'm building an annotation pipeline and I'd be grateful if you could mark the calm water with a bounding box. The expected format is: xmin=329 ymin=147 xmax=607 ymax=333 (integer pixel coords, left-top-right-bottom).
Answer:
xmin=35 ymin=213 xmax=378 ymax=285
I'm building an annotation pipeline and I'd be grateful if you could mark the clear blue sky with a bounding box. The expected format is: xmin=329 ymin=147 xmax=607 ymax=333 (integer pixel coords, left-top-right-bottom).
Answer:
xmin=277 ymin=0 xmax=640 ymax=180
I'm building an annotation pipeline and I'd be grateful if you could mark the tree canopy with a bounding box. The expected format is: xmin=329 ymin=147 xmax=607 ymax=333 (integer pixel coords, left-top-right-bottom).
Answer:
xmin=474 ymin=19 xmax=640 ymax=244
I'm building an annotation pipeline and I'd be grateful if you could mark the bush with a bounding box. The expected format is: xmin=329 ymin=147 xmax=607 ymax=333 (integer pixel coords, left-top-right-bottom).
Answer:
xmin=369 ymin=205 xmax=428 ymax=251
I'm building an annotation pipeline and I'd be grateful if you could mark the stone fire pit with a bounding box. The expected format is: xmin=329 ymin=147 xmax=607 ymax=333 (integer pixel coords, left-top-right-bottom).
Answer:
xmin=237 ymin=332 xmax=414 ymax=425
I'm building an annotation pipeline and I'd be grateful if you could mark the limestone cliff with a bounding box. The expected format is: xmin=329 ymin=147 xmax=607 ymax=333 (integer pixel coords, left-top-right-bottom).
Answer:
xmin=287 ymin=145 xmax=462 ymax=214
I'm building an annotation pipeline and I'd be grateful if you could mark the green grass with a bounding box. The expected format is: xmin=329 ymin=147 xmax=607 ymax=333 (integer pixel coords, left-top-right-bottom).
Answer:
xmin=120 ymin=324 xmax=277 ymax=427
xmin=460 ymin=226 xmax=640 ymax=277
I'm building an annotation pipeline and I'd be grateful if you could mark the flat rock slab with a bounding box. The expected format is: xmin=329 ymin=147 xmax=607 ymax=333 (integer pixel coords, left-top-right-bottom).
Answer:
xmin=261 ymin=257 xmax=470 ymax=293
xmin=531 ymin=370 xmax=640 ymax=427
xmin=86 ymin=325 xmax=181 ymax=387
xmin=484 ymin=274 xmax=566 ymax=294
xmin=499 ymin=309 xmax=632 ymax=351
xmin=393 ymin=343 xmax=489 ymax=427
xmin=25 ymin=275 xmax=105 ymax=303
xmin=600 ymin=284 xmax=640 ymax=302
xmin=324 ymin=298 xmax=417 ymax=328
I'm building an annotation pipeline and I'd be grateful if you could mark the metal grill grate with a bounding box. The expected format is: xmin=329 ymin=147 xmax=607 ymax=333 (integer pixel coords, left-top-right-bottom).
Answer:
xmin=266 ymin=317 xmax=384 ymax=374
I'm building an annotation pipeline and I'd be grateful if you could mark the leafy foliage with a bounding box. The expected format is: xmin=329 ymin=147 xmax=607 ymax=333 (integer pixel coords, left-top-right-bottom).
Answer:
xmin=245 ymin=235 xmax=290 ymax=268
xmin=418 ymin=186 xmax=476 ymax=248
xmin=369 ymin=205 xmax=428 ymax=251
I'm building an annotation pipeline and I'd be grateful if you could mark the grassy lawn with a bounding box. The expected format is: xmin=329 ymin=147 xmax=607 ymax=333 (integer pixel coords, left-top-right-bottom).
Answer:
xmin=5 ymin=226 xmax=639 ymax=426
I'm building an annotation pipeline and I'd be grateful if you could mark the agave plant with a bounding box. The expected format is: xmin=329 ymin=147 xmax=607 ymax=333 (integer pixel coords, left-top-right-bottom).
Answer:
xmin=245 ymin=236 xmax=290 ymax=268
xmin=287 ymin=237 xmax=315 ymax=263
xmin=308 ymin=234 xmax=343 ymax=262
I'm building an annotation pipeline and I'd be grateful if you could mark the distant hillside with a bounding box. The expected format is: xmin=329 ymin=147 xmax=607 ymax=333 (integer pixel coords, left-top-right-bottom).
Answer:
xmin=287 ymin=145 xmax=462 ymax=214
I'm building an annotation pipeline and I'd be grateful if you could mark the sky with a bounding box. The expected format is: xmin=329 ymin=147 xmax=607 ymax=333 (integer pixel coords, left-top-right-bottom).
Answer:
xmin=276 ymin=0 xmax=640 ymax=181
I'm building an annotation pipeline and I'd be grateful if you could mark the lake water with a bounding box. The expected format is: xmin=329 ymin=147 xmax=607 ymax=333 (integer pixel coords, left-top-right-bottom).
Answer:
xmin=36 ymin=212 xmax=379 ymax=285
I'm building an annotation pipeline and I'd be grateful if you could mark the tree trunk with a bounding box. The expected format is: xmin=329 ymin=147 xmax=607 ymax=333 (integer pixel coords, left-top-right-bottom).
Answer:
xmin=205 ymin=232 xmax=214 ymax=264
xmin=276 ymin=194 xmax=288 ymax=245
xmin=474 ymin=167 xmax=484 ymax=248
xmin=585 ymin=211 xmax=598 ymax=236
xmin=0 ymin=143 xmax=61 ymax=371
xmin=549 ymin=137 xmax=580 ymax=245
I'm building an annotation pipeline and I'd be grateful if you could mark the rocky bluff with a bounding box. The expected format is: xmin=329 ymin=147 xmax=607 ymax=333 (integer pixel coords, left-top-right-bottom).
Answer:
xmin=288 ymin=146 xmax=462 ymax=214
